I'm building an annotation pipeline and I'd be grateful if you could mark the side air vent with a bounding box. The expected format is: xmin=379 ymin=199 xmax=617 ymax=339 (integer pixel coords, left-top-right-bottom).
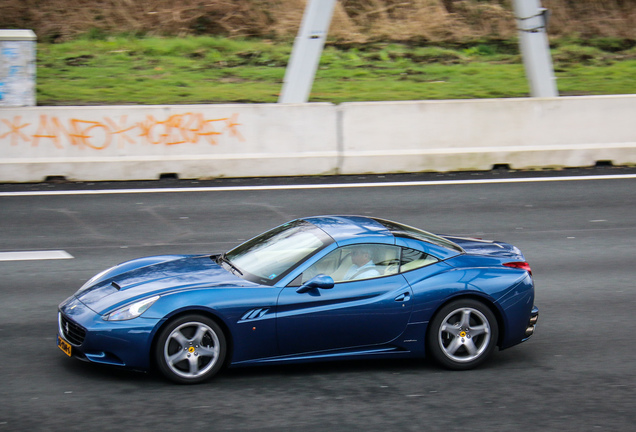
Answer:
xmin=240 ymin=308 xmax=270 ymax=321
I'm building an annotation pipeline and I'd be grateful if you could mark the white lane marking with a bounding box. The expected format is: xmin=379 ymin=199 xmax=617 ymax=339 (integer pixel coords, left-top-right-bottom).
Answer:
xmin=0 ymin=250 xmax=74 ymax=261
xmin=0 ymin=174 xmax=635 ymax=197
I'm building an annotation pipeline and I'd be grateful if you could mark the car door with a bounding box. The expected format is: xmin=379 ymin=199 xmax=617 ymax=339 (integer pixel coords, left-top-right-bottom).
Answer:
xmin=276 ymin=244 xmax=413 ymax=355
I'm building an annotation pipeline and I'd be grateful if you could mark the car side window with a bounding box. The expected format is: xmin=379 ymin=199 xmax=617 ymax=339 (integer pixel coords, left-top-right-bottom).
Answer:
xmin=299 ymin=244 xmax=401 ymax=284
xmin=400 ymin=247 xmax=439 ymax=272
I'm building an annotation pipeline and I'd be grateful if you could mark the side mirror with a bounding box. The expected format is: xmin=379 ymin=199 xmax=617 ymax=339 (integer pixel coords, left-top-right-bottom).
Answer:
xmin=296 ymin=274 xmax=335 ymax=293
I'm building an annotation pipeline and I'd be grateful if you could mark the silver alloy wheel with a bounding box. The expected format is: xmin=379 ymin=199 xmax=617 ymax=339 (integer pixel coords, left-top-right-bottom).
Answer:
xmin=438 ymin=307 xmax=491 ymax=363
xmin=163 ymin=321 xmax=221 ymax=379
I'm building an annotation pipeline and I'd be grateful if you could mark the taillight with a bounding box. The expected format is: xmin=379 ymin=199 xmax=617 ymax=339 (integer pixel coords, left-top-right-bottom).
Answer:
xmin=503 ymin=261 xmax=532 ymax=275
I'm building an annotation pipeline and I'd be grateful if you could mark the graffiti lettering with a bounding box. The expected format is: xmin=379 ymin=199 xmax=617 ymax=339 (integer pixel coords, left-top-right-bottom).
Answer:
xmin=103 ymin=115 xmax=136 ymax=149
xmin=0 ymin=112 xmax=244 ymax=150
xmin=0 ymin=116 xmax=31 ymax=146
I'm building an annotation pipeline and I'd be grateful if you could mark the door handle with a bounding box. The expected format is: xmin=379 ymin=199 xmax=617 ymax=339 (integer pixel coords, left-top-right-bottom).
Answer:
xmin=394 ymin=292 xmax=411 ymax=302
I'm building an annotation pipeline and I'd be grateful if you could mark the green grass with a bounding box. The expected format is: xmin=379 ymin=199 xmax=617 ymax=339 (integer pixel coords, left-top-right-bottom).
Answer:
xmin=35 ymin=36 xmax=636 ymax=105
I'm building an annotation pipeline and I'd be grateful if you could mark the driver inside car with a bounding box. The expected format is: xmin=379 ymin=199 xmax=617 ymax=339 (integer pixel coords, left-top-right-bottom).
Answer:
xmin=343 ymin=246 xmax=380 ymax=280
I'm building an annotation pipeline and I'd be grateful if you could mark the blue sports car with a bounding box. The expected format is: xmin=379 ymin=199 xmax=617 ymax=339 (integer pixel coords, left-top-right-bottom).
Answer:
xmin=57 ymin=216 xmax=538 ymax=384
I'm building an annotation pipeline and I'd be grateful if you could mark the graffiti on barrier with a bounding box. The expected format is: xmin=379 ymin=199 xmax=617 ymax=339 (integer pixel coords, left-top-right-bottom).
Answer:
xmin=0 ymin=112 xmax=244 ymax=150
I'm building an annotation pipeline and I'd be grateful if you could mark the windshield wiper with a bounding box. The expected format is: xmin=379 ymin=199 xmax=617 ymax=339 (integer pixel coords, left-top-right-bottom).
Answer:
xmin=218 ymin=253 xmax=243 ymax=276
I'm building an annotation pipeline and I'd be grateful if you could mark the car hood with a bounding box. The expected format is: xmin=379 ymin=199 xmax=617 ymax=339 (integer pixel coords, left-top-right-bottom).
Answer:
xmin=74 ymin=255 xmax=254 ymax=314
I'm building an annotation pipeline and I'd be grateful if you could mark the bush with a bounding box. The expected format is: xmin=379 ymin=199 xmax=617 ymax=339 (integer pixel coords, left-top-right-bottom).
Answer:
xmin=0 ymin=0 xmax=634 ymax=44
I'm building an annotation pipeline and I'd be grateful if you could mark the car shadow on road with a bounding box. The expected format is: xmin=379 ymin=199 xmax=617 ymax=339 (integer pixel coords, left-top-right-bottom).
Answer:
xmin=54 ymin=347 xmax=537 ymax=386
xmin=220 ymin=357 xmax=439 ymax=380
xmin=55 ymin=355 xmax=442 ymax=385
xmin=56 ymin=355 xmax=156 ymax=383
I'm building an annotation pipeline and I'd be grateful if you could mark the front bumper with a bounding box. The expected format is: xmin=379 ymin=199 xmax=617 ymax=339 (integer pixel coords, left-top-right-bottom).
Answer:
xmin=57 ymin=295 xmax=160 ymax=371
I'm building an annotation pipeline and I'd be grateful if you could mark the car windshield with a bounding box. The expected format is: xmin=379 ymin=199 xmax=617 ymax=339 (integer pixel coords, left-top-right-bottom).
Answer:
xmin=224 ymin=219 xmax=333 ymax=284
xmin=372 ymin=218 xmax=464 ymax=253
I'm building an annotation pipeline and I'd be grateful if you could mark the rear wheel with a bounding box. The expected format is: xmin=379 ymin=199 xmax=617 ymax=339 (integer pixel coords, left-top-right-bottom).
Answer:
xmin=427 ymin=299 xmax=498 ymax=370
xmin=154 ymin=314 xmax=226 ymax=384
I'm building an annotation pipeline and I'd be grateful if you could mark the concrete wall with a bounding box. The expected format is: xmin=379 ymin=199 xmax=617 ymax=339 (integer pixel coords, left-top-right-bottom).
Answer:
xmin=0 ymin=103 xmax=338 ymax=182
xmin=339 ymin=95 xmax=636 ymax=174
xmin=1 ymin=95 xmax=634 ymax=182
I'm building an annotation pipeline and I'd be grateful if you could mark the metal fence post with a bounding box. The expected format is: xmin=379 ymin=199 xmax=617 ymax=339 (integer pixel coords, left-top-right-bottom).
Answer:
xmin=512 ymin=0 xmax=558 ymax=97
xmin=279 ymin=0 xmax=337 ymax=103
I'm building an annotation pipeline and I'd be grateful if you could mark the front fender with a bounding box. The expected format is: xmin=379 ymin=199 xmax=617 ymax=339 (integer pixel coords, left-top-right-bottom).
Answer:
xmin=144 ymin=286 xmax=282 ymax=364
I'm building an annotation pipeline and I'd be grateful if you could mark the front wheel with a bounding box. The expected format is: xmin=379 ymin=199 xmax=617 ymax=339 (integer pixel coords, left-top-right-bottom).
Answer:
xmin=427 ymin=299 xmax=498 ymax=370
xmin=154 ymin=314 xmax=226 ymax=384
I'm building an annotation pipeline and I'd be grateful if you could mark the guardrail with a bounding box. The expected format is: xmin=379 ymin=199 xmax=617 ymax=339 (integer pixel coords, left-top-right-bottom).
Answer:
xmin=1 ymin=95 xmax=634 ymax=182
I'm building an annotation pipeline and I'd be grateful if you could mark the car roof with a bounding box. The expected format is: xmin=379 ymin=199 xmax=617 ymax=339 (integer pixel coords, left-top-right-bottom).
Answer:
xmin=302 ymin=215 xmax=393 ymax=243
xmin=301 ymin=216 xmax=464 ymax=258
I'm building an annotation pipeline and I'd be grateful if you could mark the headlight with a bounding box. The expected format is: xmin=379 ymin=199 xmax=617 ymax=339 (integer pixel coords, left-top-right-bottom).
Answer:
xmin=103 ymin=296 xmax=160 ymax=321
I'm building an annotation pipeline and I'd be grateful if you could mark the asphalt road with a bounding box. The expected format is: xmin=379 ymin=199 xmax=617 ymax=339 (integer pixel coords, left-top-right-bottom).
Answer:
xmin=1 ymin=169 xmax=635 ymax=431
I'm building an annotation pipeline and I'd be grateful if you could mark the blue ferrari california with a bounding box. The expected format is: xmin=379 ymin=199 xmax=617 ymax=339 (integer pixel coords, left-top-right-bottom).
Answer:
xmin=58 ymin=216 xmax=538 ymax=383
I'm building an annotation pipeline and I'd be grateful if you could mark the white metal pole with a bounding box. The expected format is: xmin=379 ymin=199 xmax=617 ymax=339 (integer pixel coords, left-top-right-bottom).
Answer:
xmin=512 ymin=0 xmax=558 ymax=97
xmin=278 ymin=0 xmax=337 ymax=103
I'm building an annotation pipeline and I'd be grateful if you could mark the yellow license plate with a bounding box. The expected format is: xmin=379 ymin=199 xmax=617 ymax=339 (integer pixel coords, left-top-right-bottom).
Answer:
xmin=58 ymin=336 xmax=72 ymax=357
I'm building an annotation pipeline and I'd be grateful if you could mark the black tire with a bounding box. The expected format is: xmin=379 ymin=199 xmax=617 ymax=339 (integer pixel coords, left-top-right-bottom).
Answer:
xmin=427 ymin=299 xmax=499 ymax=370
xmin=154 ymin=314 xmax=226 ymax=384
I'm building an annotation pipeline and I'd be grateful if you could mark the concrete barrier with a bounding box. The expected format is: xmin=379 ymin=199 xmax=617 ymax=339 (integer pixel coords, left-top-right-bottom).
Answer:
xmin=0 ymin=95 xmax=634 ymax=182
xmin=339 ymin=95 xmax=636 ymax=174
xmin=0 ymin=103 xmax=338 ymax=182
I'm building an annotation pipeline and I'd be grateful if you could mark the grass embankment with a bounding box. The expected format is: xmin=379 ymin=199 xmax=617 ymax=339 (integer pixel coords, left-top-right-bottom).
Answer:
xmin=36 ymin=36 xmax=636 ymax=105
